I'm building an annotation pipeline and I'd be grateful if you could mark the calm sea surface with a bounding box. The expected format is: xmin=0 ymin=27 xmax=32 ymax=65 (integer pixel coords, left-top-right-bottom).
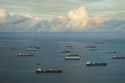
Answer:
xmin=0 ymin=32 xmax=125 ymax=83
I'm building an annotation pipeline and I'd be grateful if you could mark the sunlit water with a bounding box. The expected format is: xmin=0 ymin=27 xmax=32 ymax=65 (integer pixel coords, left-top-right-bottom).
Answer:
xmin=0 ymin=32 xmax=125 ymax=83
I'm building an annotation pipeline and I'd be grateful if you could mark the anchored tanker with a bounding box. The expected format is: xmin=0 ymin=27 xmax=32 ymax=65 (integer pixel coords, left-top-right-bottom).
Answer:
xmin=35 ymin=67 xmax=63 ymax=73
xmin=112 ymin=56 xmax=125 ymax=59
xmin=86 ymin=61 xmax=107 ymax=66
xmin=17 ymin=52 xmax=34 ymax=56
xmin=65 ymin=56 xmax=80 ymax=60
xmin=65 ymin=54 xmax=80 ymax=60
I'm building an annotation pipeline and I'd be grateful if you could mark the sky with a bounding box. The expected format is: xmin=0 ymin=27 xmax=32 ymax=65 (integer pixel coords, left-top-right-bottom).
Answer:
xmin=0 ymin=0 xmax=125 ymax=19
xmin=0 ymin=0 xmax=125 ymax=32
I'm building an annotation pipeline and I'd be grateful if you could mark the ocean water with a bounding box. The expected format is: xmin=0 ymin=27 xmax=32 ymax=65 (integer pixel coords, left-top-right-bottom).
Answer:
xmin=0 ymin=32 xmax=125 ymax=83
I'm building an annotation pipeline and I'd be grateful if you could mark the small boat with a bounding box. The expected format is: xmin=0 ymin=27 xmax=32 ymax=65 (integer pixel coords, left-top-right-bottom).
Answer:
xmin=112 ymin=56 xmax=125 ymax=59
xmin=17 ymin=53 xmax=33 ymax=56
xmin=35 ymin=68 xmax=62 ymax=73
xmin=65 ymin=56 xmax=80 ymax=60
xmin=86 ymin=61 xmax=107 ymax=66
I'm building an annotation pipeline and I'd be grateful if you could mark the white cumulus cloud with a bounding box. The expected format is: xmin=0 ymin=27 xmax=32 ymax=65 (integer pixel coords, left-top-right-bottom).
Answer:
xmin=0 ymin=6 xmax=113 ymax=32
xmin=50 ymin=6 xmax=112 ymax=32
